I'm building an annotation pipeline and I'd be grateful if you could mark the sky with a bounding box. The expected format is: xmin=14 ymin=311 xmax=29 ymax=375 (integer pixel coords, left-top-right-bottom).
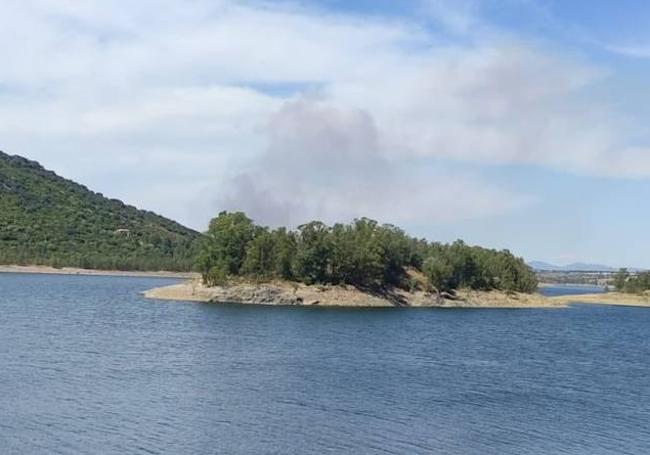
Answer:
xmin=2 ymin=0 xmax=650 ymax=267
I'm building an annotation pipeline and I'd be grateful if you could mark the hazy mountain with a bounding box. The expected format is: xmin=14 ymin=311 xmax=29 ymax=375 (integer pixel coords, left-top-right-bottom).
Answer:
xmin=529 ymin=261 xmax=630 ymax=272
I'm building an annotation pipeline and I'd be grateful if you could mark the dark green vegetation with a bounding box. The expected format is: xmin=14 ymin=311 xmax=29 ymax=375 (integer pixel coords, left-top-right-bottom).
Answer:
xmin=0 ymin=151 xmax=199 ymax=271
xmin=198 ymin=211 xmax=538 ymax=293
xmin=614 ymin=268 xmax=650 ymax=294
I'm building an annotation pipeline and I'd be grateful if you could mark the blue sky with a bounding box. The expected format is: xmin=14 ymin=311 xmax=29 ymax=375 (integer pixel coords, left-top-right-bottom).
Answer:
xmin=2 ymin=0 xmax=650 ymax=267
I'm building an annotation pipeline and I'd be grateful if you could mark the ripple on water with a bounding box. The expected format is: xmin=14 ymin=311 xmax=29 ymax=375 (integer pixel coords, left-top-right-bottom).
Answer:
xmin=1 ymin=275 xmax=650 ymax=454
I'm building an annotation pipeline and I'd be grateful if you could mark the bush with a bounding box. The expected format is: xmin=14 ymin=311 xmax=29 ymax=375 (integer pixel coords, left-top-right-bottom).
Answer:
xmin=203 ymin=262 xmax=229 ymax=287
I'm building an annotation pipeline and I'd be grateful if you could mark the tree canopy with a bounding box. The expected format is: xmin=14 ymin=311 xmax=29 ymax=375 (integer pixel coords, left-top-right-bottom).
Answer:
xmin=198 ymin=211 xmax=538 ymax=293
xmin=614 ymin=268 xmax=650 ymax=294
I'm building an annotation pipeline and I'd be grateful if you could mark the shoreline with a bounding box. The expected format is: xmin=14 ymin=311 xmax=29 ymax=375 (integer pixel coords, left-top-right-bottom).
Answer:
xmin=0 ymin=265 xmax=199 ymax=279
xmin=539 ymin=283 xmax=606 ymax=288
xmin=551 ymin=292 xmax=650 ymax=308
xmin=144 ymin=281 xmax=650 ymax=309
xmin=5 ymin=269 xmax=647 ymax=308
xmin=144 ymin=279 xmax=566 ymax=309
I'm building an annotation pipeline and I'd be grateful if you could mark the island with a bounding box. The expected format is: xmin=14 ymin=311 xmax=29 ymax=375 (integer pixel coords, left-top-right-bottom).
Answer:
xmin=145 ymin=213 xmax=650 ymax=308
xmin=145 ymin=211 xmax=549 ymax=308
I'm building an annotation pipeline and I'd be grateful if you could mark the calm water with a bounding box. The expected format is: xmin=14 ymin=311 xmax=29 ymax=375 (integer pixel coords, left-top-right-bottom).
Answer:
xmin=1 ymin=275 xmax=649 ymax=455
xmin=539 ymin=284 xmax=605 ymax=297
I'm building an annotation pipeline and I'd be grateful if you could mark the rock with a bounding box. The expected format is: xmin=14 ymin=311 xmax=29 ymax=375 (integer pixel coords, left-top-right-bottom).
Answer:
xmin=145 ymin=279 xmax=556 ymax=308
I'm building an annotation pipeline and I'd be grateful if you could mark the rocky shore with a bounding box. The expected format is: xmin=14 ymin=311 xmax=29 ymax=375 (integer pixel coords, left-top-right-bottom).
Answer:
xmin=144 ymin=279 xmax=562 ymax=308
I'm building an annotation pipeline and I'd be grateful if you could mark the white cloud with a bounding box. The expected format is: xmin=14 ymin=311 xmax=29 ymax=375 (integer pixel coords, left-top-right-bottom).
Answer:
xmin=0 ymin=0 xmax=648 ymax=229
xmin=605 ymin=44 xmax=650 ymax=59
xmin=218 ymin=100 xmax=532 ymax=227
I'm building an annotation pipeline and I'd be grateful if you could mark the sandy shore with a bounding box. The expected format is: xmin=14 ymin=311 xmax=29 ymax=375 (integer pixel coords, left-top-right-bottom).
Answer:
xmin=551 ymin=292 xmax=650 ymax=308
xmin=0 ymin=265 xmax=199 ymax=279
xmin=144 ymin=279 xmax=565 ymax=308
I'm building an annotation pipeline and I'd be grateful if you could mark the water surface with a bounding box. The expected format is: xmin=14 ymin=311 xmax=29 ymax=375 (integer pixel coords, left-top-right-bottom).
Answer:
xmin=539 ymin=284 xmax=605 ymax=297
xmin=1 ymin=275 xmax=649 ymax=454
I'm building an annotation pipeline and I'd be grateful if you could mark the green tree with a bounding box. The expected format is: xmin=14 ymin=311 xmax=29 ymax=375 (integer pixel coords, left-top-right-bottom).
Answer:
xmin=242 ymin=229 xmax=277 ymax=279
xmin=613 ymin=268 xmax=629 ymax=292
xmin=377 ymin=224 xmax=412 ymax=285
xmin=330 ymin=219 xmax=385 ymax=287
xmin=293 ymin=221 xmax=332 ymax=284
xmin=198 ymin=211 xmax=257 ymax=281
xmin=422 ymin=255 xmax=454 ymax=292
xmin=271 ymin=228 xmax=296 ymax=280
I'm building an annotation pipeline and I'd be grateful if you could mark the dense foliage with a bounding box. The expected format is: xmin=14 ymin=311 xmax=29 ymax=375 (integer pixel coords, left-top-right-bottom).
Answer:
xmin=198 ymin=211 xmax=538 ymax=293
xmin=0 ymin=151 xmax=199 ymax=271
xmin=613 ymin=268 xmax=650 ymax=293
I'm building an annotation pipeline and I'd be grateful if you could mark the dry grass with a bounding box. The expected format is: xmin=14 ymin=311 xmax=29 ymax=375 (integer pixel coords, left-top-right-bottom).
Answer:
xmin=550 ymin=292 xmax=650 ymax=307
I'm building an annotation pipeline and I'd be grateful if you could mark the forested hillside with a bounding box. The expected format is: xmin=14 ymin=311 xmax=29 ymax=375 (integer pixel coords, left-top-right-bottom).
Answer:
xmin=0 ymin=151 xmax=199 ymax=271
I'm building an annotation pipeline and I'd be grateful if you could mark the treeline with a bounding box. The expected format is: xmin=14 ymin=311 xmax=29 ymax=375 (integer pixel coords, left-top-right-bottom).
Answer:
xmin=0 ymin=250 xmax=196 ymax=272
xmin=0 ymin=229 xmax=197 ymax=272
xmin=613 ymin=269 xmax=650 ymax=294
xmin=198 ymin=212 xmax=538 ymax=293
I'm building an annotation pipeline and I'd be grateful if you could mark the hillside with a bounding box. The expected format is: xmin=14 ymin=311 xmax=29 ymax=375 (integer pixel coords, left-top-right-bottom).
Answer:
xmin=0 ymin=151 xmax=200 ymax=271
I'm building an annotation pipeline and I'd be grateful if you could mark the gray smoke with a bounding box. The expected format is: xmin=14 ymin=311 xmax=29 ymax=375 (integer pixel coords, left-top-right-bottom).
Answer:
xmin=218 ymin=99 xmax=527 ymax=227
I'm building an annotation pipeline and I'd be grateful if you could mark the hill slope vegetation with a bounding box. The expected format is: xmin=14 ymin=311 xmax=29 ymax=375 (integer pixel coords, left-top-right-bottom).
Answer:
xmin=0 ymin=151 xmax=199 ymax=271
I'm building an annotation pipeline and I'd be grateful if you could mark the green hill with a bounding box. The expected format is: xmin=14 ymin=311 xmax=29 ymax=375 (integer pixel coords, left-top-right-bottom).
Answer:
xmin=0 ymin=151 xmax=200 ymax=271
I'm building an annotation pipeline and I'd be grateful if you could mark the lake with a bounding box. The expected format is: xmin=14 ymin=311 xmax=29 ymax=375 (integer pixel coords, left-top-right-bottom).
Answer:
xmin=1 ymin=274 xmax=649 ymax=454
xmin=539 ymin=284 xmax=606 ymax=297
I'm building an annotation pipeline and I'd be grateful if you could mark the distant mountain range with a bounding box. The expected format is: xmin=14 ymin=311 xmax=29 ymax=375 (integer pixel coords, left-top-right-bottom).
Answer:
xmin=528 ymin=261 xmax=644 ymax=272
